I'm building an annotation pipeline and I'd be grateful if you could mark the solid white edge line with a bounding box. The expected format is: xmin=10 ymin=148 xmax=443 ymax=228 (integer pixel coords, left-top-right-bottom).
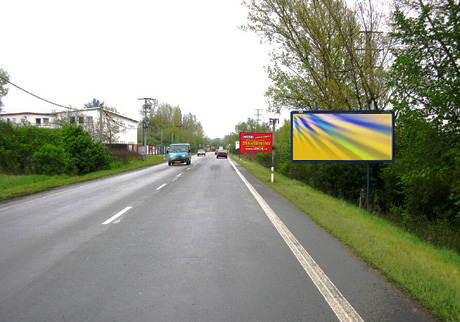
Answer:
xmin=102 ymin=206 xmax=132 ymax=225
xmin=157 ymin=184 xmax=167 ymax=190
xmin=228 ymin=157 xmax=364 ymax=322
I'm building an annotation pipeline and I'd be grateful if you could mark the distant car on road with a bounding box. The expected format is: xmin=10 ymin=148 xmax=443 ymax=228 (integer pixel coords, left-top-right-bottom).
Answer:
xmin=216 ymin=150 xmax=228 ymax=159
xmin=197 ymin=149 xmax=206 ymax=156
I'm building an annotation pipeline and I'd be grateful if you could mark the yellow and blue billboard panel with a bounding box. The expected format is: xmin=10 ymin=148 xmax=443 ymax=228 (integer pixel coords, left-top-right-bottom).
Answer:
xmin=291 ymin=111 xmax=394 ymax=162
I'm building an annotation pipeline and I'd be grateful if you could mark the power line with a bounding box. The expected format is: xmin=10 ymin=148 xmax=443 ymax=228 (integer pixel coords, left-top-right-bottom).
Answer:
xmin=0 ymin=75 xmax=138 ymax=136
xmin=0 ymin=75 xmax=77 ymax=111
xmin=103 ymin=110 xmax=133 ymax=130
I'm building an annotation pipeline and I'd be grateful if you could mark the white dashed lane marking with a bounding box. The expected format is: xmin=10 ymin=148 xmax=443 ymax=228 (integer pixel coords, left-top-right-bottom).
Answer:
xmin=102 ymin=207 xmax=132 ymax=225
xmin=156 ymin=184 xmax=167 ymax=191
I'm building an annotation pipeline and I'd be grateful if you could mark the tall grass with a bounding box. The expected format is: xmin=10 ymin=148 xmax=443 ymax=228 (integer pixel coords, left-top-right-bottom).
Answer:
xmin=234 ymin=156 xmax=460 ymax=322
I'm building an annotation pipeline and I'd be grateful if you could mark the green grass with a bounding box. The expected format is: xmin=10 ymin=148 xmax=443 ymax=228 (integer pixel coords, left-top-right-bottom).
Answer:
xmin=0 ymin=155 xmax=166 ymax=202
xmin=234 ymin=156 xmax=460 ymax=322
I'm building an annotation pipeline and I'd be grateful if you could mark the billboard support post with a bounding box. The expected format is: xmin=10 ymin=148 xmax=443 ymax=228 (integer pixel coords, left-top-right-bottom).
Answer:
xmin=367 ymin=163 xmax=370 ymax=212
xmin=314 ymin=102 xmax=318 ymax=189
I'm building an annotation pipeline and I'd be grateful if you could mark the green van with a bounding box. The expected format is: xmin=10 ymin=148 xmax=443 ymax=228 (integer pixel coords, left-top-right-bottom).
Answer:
xmin=168 ymin=143 xmax=192 ymax=166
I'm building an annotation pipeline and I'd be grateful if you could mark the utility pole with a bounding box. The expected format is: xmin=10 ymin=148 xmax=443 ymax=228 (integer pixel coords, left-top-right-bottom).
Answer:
xmin=138 ymin=98 xmax=157 ymax=155
xmin=177 ymin=107 xmax=183 ymax=143
xmin=255 ymin=108 xmax=263 ymax=125
xmin=161 ymin=128 xmax=164 ymax=158
xmin=269 ymin=117 xmax=279 ymax=183
xmin=99 ymin=106 xmax=103 ymax=143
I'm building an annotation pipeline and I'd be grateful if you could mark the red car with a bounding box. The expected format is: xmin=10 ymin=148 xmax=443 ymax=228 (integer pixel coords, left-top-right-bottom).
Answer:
xmin=216 ymin=149 xmax=228 ymax=159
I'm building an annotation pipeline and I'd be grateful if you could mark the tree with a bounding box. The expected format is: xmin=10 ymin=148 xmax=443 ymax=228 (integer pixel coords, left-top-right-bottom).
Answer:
xmin=384 ymin=109 xmax=460 ymax=222
xmin=0 ymin=69 xmax=9 ymax=112
xmin=150 ymin=103 xmax=176 ymax=132
xmin=142 ymin=102 xmax=207 ymax=150
xmin=99 ymin=107 xmax=124 ymax=145
xmin=387 ymin=0 xmax=460 ymax=228
xmin=234 ymin=118 xmax=270 ymax=133
xmin=182 ymin=112 xmax=205 ymax=137
xmin=242 ymin=0 xmax=391 ymax=112
xmin=143 ymin=103 xmax=178 ymax=146
xmin=84 ymin=99 xmax=123 ymax=144
xmin=389 ymin=0 xmax=460 ymax=133
xmin=55 ymin=100 xmax=124 ymax=144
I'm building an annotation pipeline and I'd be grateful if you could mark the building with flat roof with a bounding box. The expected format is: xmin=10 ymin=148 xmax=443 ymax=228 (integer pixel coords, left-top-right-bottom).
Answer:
xmin=0 ymin=108 xmax=139 ymax=144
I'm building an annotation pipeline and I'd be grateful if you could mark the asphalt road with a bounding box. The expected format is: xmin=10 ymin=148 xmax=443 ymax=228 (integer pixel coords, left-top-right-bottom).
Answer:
xmin=0 ymin=153 xmax=437 ymax=321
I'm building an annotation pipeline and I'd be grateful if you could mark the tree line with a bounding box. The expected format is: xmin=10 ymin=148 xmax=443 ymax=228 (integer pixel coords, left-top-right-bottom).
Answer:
xmin=140 ymin=102 xmax=208 ymax=151
xmin=236 ymin=0 xmax=460 ymax=252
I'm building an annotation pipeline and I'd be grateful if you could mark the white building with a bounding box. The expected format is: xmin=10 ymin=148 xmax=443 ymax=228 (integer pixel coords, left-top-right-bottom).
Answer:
xmin=0 ymin=108 xmax=139 ymax=144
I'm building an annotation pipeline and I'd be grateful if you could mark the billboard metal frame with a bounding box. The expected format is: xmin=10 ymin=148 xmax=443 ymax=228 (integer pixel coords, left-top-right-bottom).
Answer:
xmin=291 ymin=110 xmax=395 ymax=163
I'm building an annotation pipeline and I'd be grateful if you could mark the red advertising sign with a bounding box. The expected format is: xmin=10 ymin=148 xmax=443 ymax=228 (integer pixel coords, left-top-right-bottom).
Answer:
xmin=240 ymin=132 xmax=273 ymax=153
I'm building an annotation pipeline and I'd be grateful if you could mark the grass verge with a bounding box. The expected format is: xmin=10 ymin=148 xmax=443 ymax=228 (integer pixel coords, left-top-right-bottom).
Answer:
xmin=0 ymin=155 xmax=166 ymax=202
xmin=233 ymin=156 xmax=460 ymax=322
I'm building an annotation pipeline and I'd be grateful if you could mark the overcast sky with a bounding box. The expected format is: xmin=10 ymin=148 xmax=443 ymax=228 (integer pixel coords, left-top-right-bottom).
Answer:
xmin=2 ymin=0 xmax=288 ymax=138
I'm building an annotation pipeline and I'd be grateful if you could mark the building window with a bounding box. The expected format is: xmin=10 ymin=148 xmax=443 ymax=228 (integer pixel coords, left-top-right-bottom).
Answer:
xmin=35 ymin=118 xmax=41 ymax=125
xmin=87 ymin=116 xmax=93 ymax=123
xmin=70 ymin=117 xmax=76 ymax=124
xmin=43 ymin=118 xmax=49 ymax=125
xmin=79 ymin=116 xmax=84 ymax=124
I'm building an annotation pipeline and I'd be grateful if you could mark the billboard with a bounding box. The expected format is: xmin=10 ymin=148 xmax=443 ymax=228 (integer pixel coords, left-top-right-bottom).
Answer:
xmin=240 ymin=132 xmax=273 ymax=153
xmin=291 ymin=111 xmax=394 ymax=162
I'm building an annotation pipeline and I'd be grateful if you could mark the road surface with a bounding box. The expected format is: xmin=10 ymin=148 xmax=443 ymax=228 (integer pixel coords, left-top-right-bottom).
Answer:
xmin=0 ymin=153 xmax=437 ymax=321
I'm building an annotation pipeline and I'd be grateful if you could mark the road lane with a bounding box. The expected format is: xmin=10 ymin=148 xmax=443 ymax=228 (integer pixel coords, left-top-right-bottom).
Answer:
xmin=0 ymin=153 xmax=437 ymax=321
xmin=228 ymin=158 xmax=363 ymax=322
xmin=0 ymin=157 xmax=200 ymax=306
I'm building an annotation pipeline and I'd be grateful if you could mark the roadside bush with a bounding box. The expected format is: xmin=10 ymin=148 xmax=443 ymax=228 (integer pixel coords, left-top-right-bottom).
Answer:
xmin=60 ymin=125 xmax=112 ymax=175
xmin=0 ymin=122 xmax=61 ymax=174
xmin=32 ymin=144 xmax=74 ymax=175
xmin=0 ymin=122 xmax=113 ymax=176
xmin=0 ymin=121 xmax=20 ymax=173
xmin=15 ymin=126 xmax=61 ymax=173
